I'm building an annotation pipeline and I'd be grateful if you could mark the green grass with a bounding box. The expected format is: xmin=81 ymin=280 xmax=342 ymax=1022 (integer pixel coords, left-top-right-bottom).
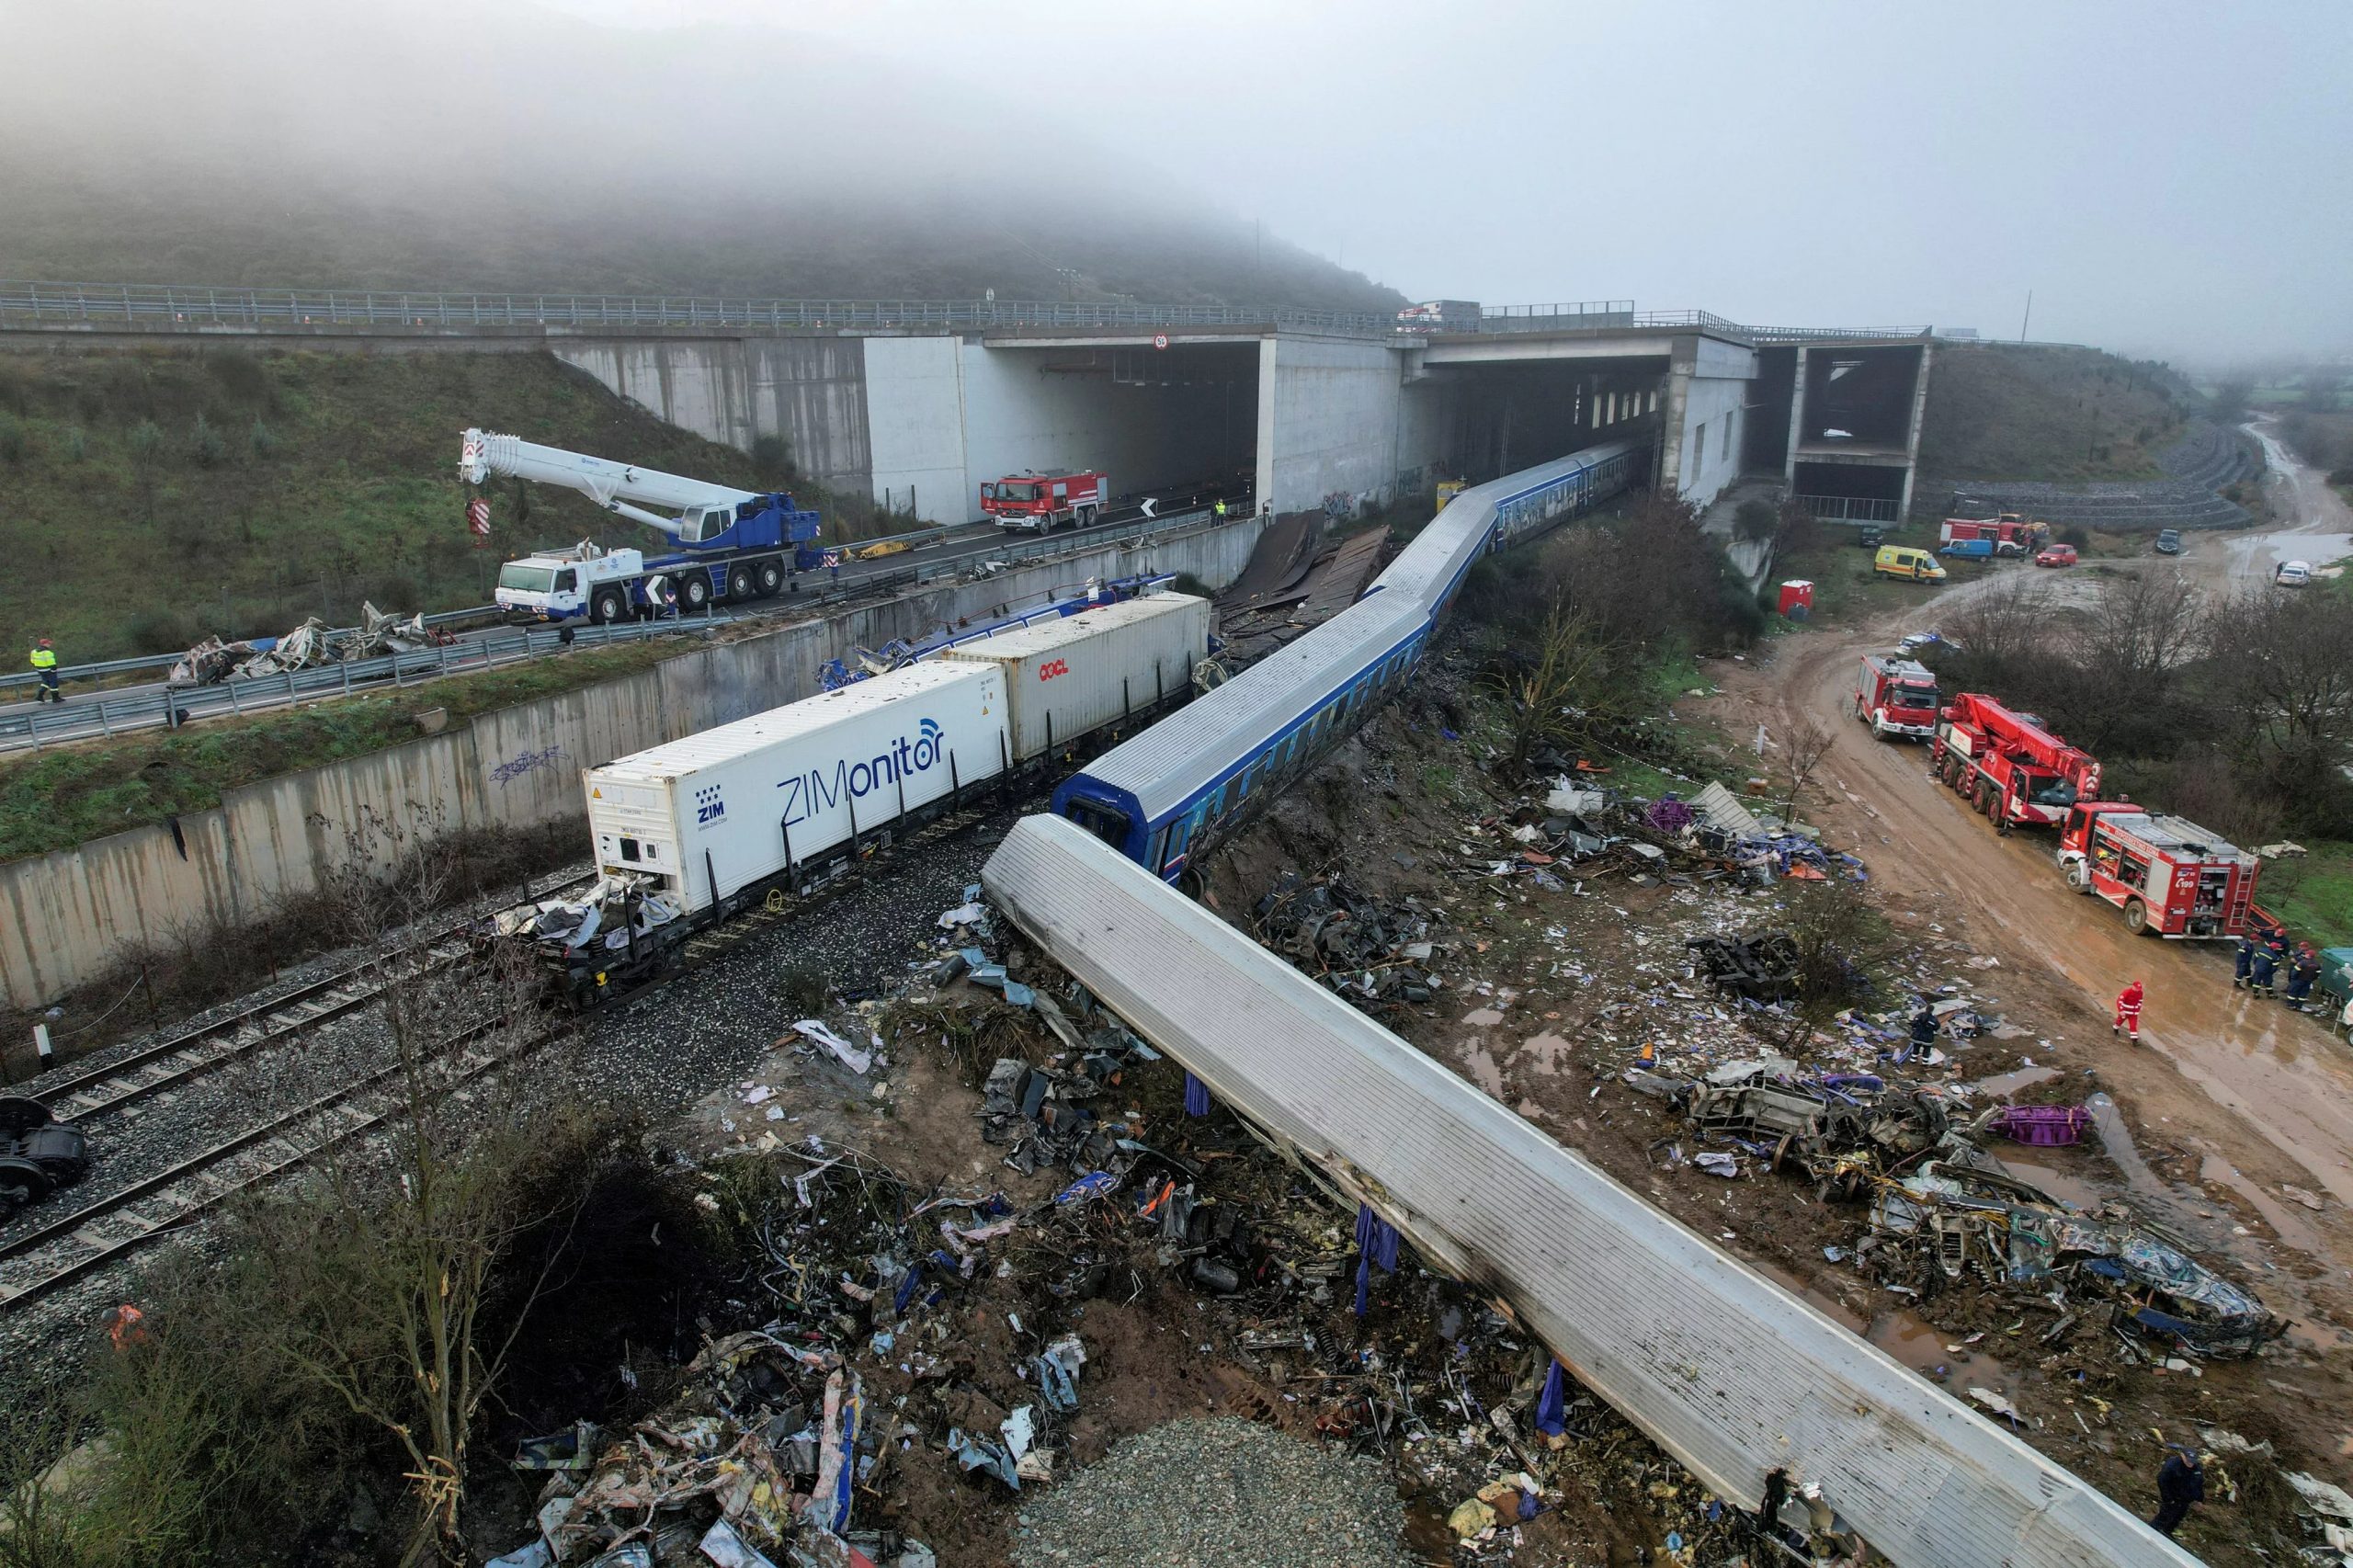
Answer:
xmin=1915 ymin=343 xmax=2196 ymax=495
xmin=1770 ymin=522 xmax=1984 ymax=627
xmin=0 ymin=347 xmax=872 ymax=664
xmin=0 ymin=640 xmax=675 ymax=861
xmin=2260 ymin=840 xmax=2353 ymax=950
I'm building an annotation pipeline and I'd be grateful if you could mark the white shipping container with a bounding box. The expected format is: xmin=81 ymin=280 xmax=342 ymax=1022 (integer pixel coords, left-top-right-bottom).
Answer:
xmin=583 ymin=662 xmax=1008 ymax=915
xmin=941 ymin=593 xmax=1211 ymax=762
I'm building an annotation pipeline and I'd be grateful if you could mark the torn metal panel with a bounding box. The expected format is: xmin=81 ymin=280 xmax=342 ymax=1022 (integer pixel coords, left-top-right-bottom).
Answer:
xmin=982 ymin=813 xmax=2198 ymax=1568
xmin=1691 ymin=781 xmax=1766 ymax=839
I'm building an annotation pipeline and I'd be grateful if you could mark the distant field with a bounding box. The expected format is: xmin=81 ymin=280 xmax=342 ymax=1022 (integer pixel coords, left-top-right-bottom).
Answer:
xmin=0 ymin=347 xmax=865 ymax=663
xmin=2262 ymin=840 xmax=2353 ymax=951
xmin=1915 ymin=343 xmax=2195 ymax=496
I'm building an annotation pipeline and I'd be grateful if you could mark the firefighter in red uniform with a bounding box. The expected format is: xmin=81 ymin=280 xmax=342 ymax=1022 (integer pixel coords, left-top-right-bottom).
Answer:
xmin=2112 ymin=980 xmax=2145 ymax=1043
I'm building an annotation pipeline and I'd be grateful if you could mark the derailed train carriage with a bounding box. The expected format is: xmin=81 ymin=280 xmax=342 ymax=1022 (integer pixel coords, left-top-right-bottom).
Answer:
xmin=1051 ymin=440 xmax=1643 ymax=878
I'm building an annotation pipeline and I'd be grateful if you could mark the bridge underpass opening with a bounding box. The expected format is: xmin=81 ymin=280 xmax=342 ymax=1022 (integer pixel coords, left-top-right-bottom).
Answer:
xmin=1433 ymin=357 xmax=1665 ymax=486
xmin=1793 ymin=460 xmax=1907 ymax=523
xmin=957 ymin=340 xmax=1259 ymax=521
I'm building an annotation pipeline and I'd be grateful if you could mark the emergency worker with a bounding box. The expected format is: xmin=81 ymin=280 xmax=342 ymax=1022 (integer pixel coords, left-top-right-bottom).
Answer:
xmin=28 ymin=638 xmax=60 ymax=703
xmin=2149 ymin=1447 xmax=2206 ymax=1538
xmin=2112 ymin=979 xmax=2144 ymax=1043
xmin=2249 ymin=938 xmax=2279 ymax=1000
xmin=2286 ymin=943 xmax=2320 ymax=1011
xmin=2232 ymin=931 xmax=2256 ymax=991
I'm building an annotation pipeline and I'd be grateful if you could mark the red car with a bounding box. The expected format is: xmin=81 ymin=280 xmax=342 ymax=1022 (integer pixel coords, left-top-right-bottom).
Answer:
xmin=2034 ymin=544 xmax=2078 ymax=567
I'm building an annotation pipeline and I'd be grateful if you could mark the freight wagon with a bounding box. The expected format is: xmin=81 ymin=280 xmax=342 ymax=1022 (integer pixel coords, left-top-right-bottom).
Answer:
xmin=496 ymin=594 xmax=1212 ymax=1004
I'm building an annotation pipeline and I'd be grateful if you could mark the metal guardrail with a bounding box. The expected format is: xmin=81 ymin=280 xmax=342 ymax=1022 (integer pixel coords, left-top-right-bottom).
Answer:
xmin=1796 ymin=494 xmax=1904 ymax=523
xmin=0 ymin=506 xmax=1240 ymax=750
xmin=0 ymin=280 xmax=1911 ymax=347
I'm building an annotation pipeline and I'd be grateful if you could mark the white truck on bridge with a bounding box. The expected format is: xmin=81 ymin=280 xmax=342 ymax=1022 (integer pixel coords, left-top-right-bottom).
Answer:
xmin=460 ymin=429 xmax=829 ymax=625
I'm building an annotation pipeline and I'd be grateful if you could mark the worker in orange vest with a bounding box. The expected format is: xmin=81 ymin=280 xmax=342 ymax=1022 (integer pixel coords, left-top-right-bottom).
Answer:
xmin=2112 ymin=980 xmax=2145 ymax=1043
xmin=102 ymin=1302 xmax=147 ymax=1351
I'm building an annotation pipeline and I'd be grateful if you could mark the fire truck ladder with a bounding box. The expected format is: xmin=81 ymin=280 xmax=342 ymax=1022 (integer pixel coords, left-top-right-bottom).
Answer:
xmin=2221 ymin=871 xmax=2256 ymax=934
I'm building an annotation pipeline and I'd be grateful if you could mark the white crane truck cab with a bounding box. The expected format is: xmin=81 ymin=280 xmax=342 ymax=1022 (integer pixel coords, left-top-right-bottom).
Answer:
xmin=494 ymin=544 xmax=648 ymax=622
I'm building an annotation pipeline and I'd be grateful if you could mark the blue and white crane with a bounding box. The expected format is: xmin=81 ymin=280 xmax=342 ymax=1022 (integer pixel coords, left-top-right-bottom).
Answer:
xmin=460 ymin=428 xmax=828 ymax=625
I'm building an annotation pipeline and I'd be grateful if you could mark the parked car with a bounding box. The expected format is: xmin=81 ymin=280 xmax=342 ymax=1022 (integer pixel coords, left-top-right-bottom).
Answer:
xmin=1898 ymin=630 xmax=1961 ymax=655
xmin=2154 ymin=528 xmax=2184 ymax=555
xmin=2035 ymin=544 xmax=2078 ymax=567
xmin=2276 ymin=560 xmax=2313 ymax=587
xmin=1856 ymin=526 xmax=1885 ymax=550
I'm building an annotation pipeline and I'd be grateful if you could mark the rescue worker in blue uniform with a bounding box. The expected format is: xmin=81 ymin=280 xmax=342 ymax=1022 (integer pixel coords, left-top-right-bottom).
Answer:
xmin=2232 ymin=932 xmax=2256 ymax=991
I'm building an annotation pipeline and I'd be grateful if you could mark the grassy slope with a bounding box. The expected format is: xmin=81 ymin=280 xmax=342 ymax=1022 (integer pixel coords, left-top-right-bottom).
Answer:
xmin=2261 ymin=842 xmax=2353 ymax=952
xmin=0 ymin=347 xmax=860 ymax=663
xmin=1915 ymin=343 xmax=2198 ymax=495
xmin=0 ymin=641 xmax=676 ymax=862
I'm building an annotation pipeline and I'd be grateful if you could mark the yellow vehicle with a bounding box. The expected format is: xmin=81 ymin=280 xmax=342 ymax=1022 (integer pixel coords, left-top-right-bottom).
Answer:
xmin=1874 ymin=544 xmax=1948 ymax=583
xmin=1435 ymin=478 xmax=1467 ymax=512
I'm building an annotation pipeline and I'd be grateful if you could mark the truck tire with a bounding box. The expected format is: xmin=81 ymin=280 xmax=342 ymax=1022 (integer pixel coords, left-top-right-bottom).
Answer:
xmin=755 ymin=560 xmax=784 ymax=597
xmin=1077 ymin=506 xmax=1097 ymax=528
xmin=590 ymin=586 xmax=626 ymax=626
xmin=728 ymin=564 xmax=756 ymax=601
xmin=677 ymin=572 xmax=712 ymax=613
xmin=2064 ymin=860 xmax=2091 ymax=892
xmin=2123 ymin=898 xmax=2150 ymax=935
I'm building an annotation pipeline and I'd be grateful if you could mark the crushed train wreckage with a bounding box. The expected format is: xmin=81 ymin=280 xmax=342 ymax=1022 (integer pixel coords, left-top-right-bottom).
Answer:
xmin=168 ymin=602 xmax=447 ymax=686
xmin=1635 ymin=1057 xmax=2284 ymax=1358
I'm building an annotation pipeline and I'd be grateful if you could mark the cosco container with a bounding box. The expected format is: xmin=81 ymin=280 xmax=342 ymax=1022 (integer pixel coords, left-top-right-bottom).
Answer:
xmin=582 ymin=662 xmax=1006 ymax=915
xmin=941 ymin=593 xmax=1211 ymax=761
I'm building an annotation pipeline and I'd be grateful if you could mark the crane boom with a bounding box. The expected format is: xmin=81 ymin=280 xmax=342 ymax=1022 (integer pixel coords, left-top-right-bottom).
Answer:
xmin=460 ymin=428 xmax=759 ymax=540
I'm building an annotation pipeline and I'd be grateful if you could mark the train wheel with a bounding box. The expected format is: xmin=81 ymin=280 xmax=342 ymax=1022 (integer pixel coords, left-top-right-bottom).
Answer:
xmin=0 ymin=1155 xmax=51 ymax=1208
xmin=2124 ymin=898 xmax=2151 ymax=935
xmin=0 ymin=1096 xmax=51 ymax=1137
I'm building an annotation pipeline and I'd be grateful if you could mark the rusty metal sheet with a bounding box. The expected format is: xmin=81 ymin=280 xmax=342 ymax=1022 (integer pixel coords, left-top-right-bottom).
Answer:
xmin=982 ymin=813 xmax=2194 ymax=1568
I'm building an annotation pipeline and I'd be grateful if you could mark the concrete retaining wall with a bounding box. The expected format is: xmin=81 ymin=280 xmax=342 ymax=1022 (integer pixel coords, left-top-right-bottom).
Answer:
xmin=0 ymin=521 xmax=1267 ymax=1009
xmin=1257 ymin=335 xmax=1439 ymax=516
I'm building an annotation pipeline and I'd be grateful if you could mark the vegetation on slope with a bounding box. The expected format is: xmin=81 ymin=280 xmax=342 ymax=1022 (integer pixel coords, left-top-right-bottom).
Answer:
xmin=0 ymin=347 xmax=862 ymax=663
xmin=1915 ymin=343 xmax=2198 ymax=492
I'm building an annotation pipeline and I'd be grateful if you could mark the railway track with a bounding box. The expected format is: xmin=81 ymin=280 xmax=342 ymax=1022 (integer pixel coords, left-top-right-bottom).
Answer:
xmin=28 ymin=870 xmax=598 ymax=1125
xmin=0 ymin=1014 xmax=559 ymax=1310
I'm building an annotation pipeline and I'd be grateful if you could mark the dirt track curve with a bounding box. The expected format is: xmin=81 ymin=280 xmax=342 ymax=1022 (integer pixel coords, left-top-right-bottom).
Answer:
xmin=1711 ymin=430 xmax=2353 ymax=1351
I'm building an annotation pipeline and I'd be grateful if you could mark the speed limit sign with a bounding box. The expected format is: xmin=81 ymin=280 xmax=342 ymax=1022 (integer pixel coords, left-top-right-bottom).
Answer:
xmin=1152 ymin=333 xmax=1169 ymax=350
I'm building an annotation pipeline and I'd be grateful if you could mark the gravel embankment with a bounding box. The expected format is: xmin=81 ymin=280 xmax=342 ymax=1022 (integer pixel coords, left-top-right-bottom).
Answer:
xmin=1012 ymin=1418 xmax=1414 ymax=1568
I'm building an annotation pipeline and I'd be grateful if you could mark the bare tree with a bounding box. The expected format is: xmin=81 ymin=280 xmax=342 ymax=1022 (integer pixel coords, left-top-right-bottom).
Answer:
xmin=1776 ymin=718 xmax=1834 ymax=826
xmin=1495 ymin=601 xmax=1625 ymax=778
xmin=2206 ymin=585 xmax=2353 ymax=813
xmin=234 ymin=812 xmax=599 ymax=1565
xmin=2062 ymin=566 xmax=2206 ymax=753
xmin=1774 ymin=882 xmax=1900 ymax=1053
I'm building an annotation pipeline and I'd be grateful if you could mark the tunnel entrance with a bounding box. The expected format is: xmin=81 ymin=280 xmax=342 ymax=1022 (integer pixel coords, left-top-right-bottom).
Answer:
xmin=958 ymin=340 xmax=1259 ymax=521
xmin=1433 ymin=357 xmax=1667 ymax=485
xmin=1791 ymin=460 xmax=1907 ymax=523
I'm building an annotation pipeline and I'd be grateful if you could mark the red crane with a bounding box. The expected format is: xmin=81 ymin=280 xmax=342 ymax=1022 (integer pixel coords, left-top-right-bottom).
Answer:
xmin=1931 ymin=692 xmax=2101 ymax=829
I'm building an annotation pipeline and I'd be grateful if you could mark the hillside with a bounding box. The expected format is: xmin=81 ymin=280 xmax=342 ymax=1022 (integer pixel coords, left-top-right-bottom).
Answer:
xmin=1915 ymin=343 xmax=2198 ymax=493
xmin=0 ymin=347 xmax=852 ymax=663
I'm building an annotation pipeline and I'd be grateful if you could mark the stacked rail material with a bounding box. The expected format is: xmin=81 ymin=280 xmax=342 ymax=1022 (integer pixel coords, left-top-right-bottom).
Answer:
xmin=982 ymin=814 xmax=2193 ymax=1568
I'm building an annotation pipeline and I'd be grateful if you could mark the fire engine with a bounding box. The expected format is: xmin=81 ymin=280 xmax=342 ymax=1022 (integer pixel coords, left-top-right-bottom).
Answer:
xmin=1931 ymin=692 xmax=2100 ymax=828
xmin=2056 ymin=802 xmax=2263 ymax=938
xmin=1938 ymin=515 xmax=2049 ymax=559
xmin=1853 ymin=653 xmax=1941 ymax=740
xmin=981 ymin=470 xmax=1109 ymax=532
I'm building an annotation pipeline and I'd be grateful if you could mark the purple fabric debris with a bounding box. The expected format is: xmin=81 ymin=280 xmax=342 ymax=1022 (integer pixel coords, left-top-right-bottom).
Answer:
xmin=1644 ymin=796 xmax=1696 ymax=834
xmin=1184 ymin=1071 xmax=1211 ymax=1117
xmin=1353 ymin=1203 xmax=1401 ymax=1315
xmin=1534 ymin=1358 xmax=1569 ymax=1435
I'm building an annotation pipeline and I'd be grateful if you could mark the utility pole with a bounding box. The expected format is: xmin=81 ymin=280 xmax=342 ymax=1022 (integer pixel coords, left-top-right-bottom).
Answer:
xmin=2019 ymin=290 xmax=2033 ymax=344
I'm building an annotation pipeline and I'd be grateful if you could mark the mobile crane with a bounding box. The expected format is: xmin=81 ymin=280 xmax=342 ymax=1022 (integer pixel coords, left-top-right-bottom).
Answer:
xmin=1931 ymin=692 xmax=2101 ymax=829
xmin=460 ymin=429 xmax=829 ymax=625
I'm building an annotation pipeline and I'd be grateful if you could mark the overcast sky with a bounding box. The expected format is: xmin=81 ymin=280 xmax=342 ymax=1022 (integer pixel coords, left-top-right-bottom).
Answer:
xmin=520 ymin=0 xmax=2350 ymax=365
xmin=9 ymin=0 xmax=2347 ymax=364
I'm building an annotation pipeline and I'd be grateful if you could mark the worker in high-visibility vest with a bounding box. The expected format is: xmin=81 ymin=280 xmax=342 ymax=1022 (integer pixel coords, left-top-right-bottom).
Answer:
xmin=28 ymin=638 xmax=60 ymax=704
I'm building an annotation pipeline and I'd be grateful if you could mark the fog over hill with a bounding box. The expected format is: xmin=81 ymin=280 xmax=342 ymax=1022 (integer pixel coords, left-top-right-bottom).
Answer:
xmin=0 ymin=0 xmax=1404 ymax=312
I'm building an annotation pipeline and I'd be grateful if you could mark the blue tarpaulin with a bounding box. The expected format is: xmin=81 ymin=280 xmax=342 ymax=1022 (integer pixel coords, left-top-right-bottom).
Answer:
xmin=1354 ymin=1202 xmax=1401 ymax=1315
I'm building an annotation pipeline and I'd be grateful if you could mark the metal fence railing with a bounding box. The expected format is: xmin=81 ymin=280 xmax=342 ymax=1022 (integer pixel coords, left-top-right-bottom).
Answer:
xmin=0 ymin=279 xmax=1911 ymax=347
xmin=0 ymin=506 xmax=1239 ymax=751
xmin=1795 ymin=494 xmax=1904 ymax=523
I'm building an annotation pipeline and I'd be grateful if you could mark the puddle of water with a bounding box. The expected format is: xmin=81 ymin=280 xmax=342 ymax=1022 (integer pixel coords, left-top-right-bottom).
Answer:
xmin=1747 ymin=1258 xmax=1866 ymax=1333
xmin=1972 ymin=1065 xmax=2060 ymax=1099
xmin=1518 ymin=1030 xmax=1574 ymax=1072
xmin=2084 ymin=1093 xmax=2171 ymax=1203
xmin=1994 ymin=1153 xmax=2102 ymax=1211
xmin=1456 ymin=1041 xmax=1505 ymax=1098
xmin=1865 ymin=1309 xmax=2024 ymax=1396
xmin=1461 ymin=1006 xmax=1505 ymax=1028
xmin=2198 ymin=1152 xmax=2328 ymax=1256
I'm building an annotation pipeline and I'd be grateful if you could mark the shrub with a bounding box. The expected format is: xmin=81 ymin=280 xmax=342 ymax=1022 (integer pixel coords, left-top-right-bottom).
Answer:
xmin=189 ymin=412 xmax=227 ymax=469
xmin=247 ymin=417 xmax=278 ymax=459
xmin=2057 ymin=524 xmax=2089 ymax=548
xmin=0 ymin=415 xmax=27 ymax=465
xmin=125 ymin=607 xmax=204 ymax=654
xmin=63 ymin=424 xmax=88 ymax=462
xmin=750 ymin=431 xmax=795 ymax=478
xmin=1732 ymin=498 xmax=1777 ymax=542
xmin=128 ymin=418 xmax=164 ymax=465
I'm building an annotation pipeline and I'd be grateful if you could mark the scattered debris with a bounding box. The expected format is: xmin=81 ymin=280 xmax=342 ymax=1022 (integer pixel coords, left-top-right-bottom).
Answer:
xmin=168 ymin=602 xmax=446 ymax=686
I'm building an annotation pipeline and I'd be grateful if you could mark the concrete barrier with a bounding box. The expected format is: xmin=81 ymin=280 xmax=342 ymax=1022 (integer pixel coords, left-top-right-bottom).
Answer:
xmin=0 ymin=521 xmax=1265 ymax=1009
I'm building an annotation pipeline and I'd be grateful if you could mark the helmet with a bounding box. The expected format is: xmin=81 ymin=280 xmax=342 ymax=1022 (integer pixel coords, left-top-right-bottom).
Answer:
xmin=37 ymin=637 xmax=51 ymax=647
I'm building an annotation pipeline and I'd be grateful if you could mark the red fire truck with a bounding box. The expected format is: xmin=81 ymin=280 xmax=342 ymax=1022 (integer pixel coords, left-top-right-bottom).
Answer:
xmin=1938 ymin=514 xmax=2049 ymax=557
xmin=1853 ymin=653 xmax=1941 ymax=740
xmin=1931 ymin=692 xmax=2101 ymax=828
xmin=981 ymin=470 xmax=1110 ymax=532
xmin=2056 ymin=802 xmax=2263 ymax=938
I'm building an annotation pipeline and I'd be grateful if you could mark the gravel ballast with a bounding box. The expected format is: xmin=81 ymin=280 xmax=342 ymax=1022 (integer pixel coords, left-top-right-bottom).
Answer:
xmin=1013 ymin=1417 xmax=1413 ymax=1568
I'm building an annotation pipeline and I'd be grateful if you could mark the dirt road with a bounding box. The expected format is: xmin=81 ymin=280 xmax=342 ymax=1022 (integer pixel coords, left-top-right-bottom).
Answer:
xmin=1711 ymin=436 xmax=2353 ymax=1363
